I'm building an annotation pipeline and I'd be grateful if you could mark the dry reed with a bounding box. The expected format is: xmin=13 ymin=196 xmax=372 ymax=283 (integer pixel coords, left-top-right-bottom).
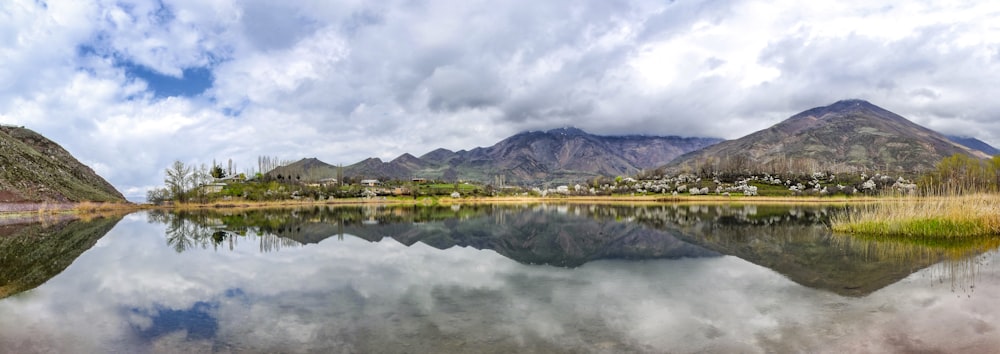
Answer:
xmin=831 ymin=193 xmax=1000 ymax=238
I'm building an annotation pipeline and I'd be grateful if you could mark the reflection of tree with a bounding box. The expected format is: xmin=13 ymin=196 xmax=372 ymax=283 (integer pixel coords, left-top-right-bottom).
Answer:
xmin=164 ymin=214 xmax=196 ymax=253
xmin=148 ymin=210 xmax=303 ymax=253
xmin=143 ymin=204 xmax=1000 ymax=296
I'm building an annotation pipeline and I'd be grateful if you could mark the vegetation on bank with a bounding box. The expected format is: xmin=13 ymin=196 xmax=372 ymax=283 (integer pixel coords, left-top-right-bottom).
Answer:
xmin=142 ymin=159 xmax=514 ymax=205
xmin=146 ymin=156 xmax=924 ymax=207
xmin=831 ymin=154 xmax=1000 ymax=239
xmin=831 ymin=193 xmax=1000 ymax=238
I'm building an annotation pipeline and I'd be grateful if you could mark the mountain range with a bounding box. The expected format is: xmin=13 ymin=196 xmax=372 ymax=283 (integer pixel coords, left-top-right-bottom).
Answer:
xmin=273 ymin=99 xmax=997 ymax=184
xmin=0 ymin=125 xmax=125 ymax=203
xmin=274 ymin=127 xmax=722 ymax=184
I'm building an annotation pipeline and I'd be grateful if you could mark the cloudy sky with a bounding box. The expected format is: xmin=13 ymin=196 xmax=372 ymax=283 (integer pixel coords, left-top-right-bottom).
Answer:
xmin=2 ymin=0 xmax=1000 ymax=199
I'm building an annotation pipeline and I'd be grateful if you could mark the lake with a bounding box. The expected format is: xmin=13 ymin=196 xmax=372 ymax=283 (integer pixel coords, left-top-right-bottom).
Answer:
xmin=1 ymin=204 xmax=998 ymax=353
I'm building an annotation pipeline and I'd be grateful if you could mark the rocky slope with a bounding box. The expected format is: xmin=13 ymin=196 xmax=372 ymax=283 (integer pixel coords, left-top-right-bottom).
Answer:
xmin=666 ymin=99 xmax=991 ymax=174
xmin=0 ymin=125 xmax=125 ymax=203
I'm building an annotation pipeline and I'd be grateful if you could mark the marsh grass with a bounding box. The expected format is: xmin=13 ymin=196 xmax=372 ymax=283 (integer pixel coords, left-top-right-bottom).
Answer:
xmin=831 ymin=192 xmax=1000 ymax=238
xmin=69 ymin=201 xmax=136 ymax=221
xmin=72 ymin=201 xmax=133 ymax=213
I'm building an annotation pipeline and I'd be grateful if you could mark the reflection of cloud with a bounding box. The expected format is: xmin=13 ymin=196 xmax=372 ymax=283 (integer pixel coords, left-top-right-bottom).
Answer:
xmin=131 ymin=301 xmax=218 ymax=343
xmin=0 ymin=214 xmax=998 ymax=352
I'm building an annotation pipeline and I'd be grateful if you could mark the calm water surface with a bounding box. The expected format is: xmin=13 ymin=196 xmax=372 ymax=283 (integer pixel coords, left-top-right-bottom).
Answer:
xmin=1 ymin=204 xmax=998 ymax=353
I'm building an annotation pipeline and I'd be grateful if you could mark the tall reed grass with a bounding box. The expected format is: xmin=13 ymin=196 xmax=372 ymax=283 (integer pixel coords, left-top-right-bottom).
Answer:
xmin=831 ymin=190 xmax=1000 ymax=238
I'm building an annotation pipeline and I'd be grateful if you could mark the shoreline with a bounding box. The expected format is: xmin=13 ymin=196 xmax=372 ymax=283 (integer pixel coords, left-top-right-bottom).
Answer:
xmin=1 ymin=194 xmax=882 ymax=216
xmin=144 ymin=195 xmax=882 ymax=210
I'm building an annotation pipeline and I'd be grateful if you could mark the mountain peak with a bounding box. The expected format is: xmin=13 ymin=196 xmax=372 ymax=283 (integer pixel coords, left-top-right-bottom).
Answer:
xmin=546 ymin=127 xmax=588 ymax=136
xmin=286 ymin=157 xmax=333 ymax=169
xmin=832 ymin=98 xmax=873 ymax=106
xmin=797 ymin=98 xmax=884 ymax=117
xmin=392 ymin=153 xmax=419 ymax=162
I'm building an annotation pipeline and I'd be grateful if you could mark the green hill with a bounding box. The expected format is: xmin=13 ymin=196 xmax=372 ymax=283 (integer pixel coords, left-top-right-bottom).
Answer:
xmin=0 ymin=125 xmax=125 ymax=203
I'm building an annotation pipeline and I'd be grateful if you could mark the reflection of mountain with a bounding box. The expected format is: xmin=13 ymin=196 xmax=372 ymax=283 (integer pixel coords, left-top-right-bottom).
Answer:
xmin=172 ymin=206 xmax=719 ymax=267
xmin=629 ymin=205 xmax=951 ymax=297
xmin=0 ymin=215 xmax=123 ymax=299
xmin=168 ymin=204 xmax=994 ymax=296
xmin=345 ymin=208 xmax=721 ymax=267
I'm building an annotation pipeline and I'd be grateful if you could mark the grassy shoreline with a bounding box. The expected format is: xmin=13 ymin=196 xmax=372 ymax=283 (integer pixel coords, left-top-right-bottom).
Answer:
xmin=0 ymin=201 xmax=138 ymax=220
xmin=831 ymin=194 xmax=1000 ymax=238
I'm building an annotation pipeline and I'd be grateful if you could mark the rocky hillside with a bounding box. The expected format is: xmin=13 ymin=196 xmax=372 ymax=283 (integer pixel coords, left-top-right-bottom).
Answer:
xmin=0 ymin=125 xmax=125 ymax=203
xmin=666 ymin=99 xmax=991 ymax=174
xmin=338 ymin=127 xmax=720 ymax=184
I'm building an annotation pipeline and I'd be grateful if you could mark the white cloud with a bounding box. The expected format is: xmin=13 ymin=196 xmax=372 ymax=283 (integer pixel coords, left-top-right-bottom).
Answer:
xmin=2 ymin=0 xmax=1000 ymax=197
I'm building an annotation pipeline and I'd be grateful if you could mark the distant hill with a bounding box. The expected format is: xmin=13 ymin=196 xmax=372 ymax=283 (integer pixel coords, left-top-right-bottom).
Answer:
xmin=338 ymin=127 xmax=721 ymax=184
xmin=0 ymin=125 xmax=125 ymax=203
xmin=666 ymin=99 xmax=990 ymax=174
xmin=266 ymin=157 xmax=341 ymax=181
xmin=947 ymin=135 xmax=999 ymax=156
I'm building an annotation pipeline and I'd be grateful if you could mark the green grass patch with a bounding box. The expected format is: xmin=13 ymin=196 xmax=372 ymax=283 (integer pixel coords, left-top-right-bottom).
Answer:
xmin=835 ymin=218 xmax=992 ymax=239
xmin=831 ymin=194 xmax=1000 ymax=239
xmin=748 ymin=182 xmax=795 ymax=196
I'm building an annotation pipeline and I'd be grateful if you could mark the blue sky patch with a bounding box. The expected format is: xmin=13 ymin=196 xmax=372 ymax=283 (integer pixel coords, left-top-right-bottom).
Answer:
xmin=130 ymin=301 xmax=219 ymax=342
xmin=123 ymin=63 xmax=214 ymax=98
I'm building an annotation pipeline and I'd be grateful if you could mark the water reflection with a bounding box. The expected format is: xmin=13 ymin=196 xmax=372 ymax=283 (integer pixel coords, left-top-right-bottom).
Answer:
xmin=831 ymin=233 xmax=1000 ymax=296
xmin=1 ymin=206 xmax=999 ymax=352
xmin=0 ymin=215 xmax=123 ymax=299
xmin=148 ymin=204 xmax=999 ymax=297
xmin=146 ymin=205 xmax=721 ymax=267
xmin=148 ymin=210 xmax=302 ymax=253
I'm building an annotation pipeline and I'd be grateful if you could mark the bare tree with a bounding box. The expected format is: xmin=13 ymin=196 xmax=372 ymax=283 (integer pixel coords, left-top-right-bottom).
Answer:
xmin=165 ymin=160 xmax=192 ymax=202
xmin=191 ymin=163 xmax=212 ymax=203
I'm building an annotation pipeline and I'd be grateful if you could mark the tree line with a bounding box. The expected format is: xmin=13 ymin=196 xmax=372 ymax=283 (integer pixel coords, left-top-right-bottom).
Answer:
xmin=920 ymin=154 xmax=1000 ymax=193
